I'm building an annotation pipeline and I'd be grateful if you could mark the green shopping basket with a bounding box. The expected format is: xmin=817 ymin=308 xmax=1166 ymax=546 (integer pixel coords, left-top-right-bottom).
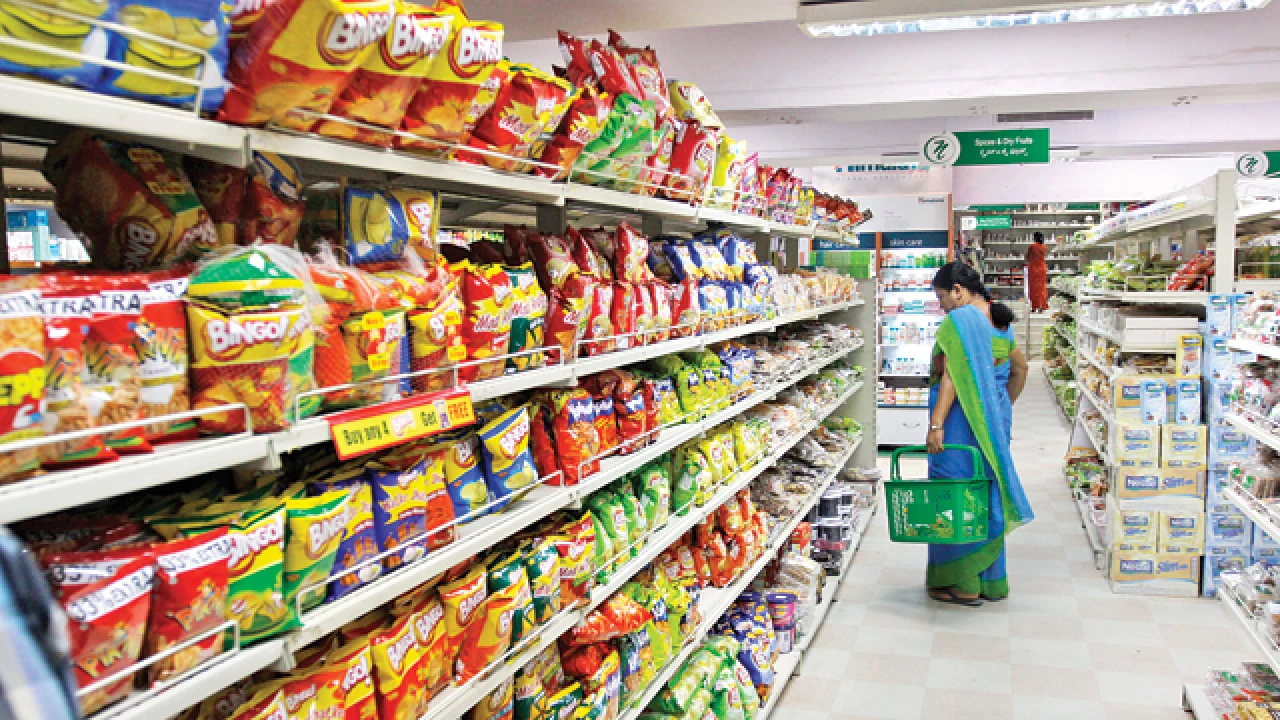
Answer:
xmin=885 ymin=445 xmax=990 ymax=544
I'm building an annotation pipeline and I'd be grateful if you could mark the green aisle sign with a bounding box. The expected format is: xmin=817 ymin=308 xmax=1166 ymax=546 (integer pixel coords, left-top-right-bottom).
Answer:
xmin=922 ymin=129 xmax=1050 ymax=166
xmin=975 ymin=215 xmax=1012 ymax=229
xmin=1237 ymin=152 xmax=1280 ymax=178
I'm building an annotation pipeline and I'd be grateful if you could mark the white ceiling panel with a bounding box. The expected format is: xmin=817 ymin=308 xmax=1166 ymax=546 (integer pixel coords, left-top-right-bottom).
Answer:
xmin=460 ymin=0 xmax=795 ymax=42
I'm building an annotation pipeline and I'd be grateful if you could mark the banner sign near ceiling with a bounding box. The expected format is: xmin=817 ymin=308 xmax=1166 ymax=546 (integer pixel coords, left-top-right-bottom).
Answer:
xmin=1237 ymin=152 xmax=1280 ymax=179
xmin=921 ymin=129 xmax=1050 ymax=166
xmin=975 ymin=215 xmax=1012 ymax=229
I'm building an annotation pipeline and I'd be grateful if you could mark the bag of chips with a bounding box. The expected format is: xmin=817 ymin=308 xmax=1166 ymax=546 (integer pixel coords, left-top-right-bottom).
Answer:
xmin=524 ymin=537 xmax=561 ymax=624
xmin=427 ymin=435 xmax=490 ymax=521
xmin=513 ymin=669 xmax=548 ymax=720
xmin=479 ymin=406 xmax=539 ymax=512
xmin=138 ymin=269 xmax=197 ymax=443
xmin=370 ymin=612 xmax=428 ymax=720
xmin=505 ymin=264 xmax=547 ymax=372
xmin=327 ymin=639 xmax=377 ymax=720
xmin=366 ymin=458 xmax=428 ymax=571
xmin=488 ymin=552 xmax=536 ymax=643
xmin=311 ymin=472 xmax=381 ymax=602
xmin=527 ymin=401 xmax=560 ymax=482
xmin=458 ymin=261 xmax=515 ymax=382
xmin=34 ymin=274 xmax=111 ymax=468
xmin=399 ymin=19 xmax=505 ymax=150
xmin=669 ymin=81 xmax=723 ymax=129
xmin=544 ymin=274 xmax=592 ymax=365
xmin=664 ymin=120 xmax=718 ymax=202
xmin=472 ymin=676 xmax=515 ymax=720
xmin=533 ymin=86 xmax=612 ymax=180
xmin=243 ymin=152 xmax=306 ymax=247
xmin=552 ymin=513 xmax=596 ymax=607
xmin=545 ymin=388 xmax=600 ymax=485
xmin=219 ymin=0 xmax=395 ymax=127
xmin=145 ymin=528 xmax=231 ymax=685
xmin=459 ymin=64 xmax=574 ymax=172
xmin=83 ymin=273 xmax=152 ymax=454
xmin=571 ymin=96 xmax=635 ymax=183
xmin=403 ymin=593 xmax=450 ymax=701
xmin=581 ymin=281 xmax=615 ymax=357
xmin=314 ymin=3 xmax=452 ymax=145
xmin=63 ymin=555 xmax=154 ymax=715
xmin=455 ymin=591 xmax=516 ymax=683
xmin=283 ymin=490 xmax=348 ymax=613
xmin=344 ymin=186 xmax=437 ymax=267
xmin=421 ymin=453 xmax=458 ymax=551
xmin=585 ymin=378 xmax=619 ymax=455
xmin=648 ymin=282 xmax=673 ymax=344
xmin=45 ymin=132 xmax=221 ymax=270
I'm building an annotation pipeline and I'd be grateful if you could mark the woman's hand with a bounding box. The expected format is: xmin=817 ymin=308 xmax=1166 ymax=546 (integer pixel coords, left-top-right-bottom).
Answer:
xmin=927 ymin=426 xmax=945 ymax=454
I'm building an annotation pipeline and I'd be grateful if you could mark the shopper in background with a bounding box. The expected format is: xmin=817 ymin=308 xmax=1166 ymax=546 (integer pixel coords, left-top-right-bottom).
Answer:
xmin=1025 ymin=232 xmax=1049 ymax=313
xmin=925 ymin=263 xmax=1034 ymax=605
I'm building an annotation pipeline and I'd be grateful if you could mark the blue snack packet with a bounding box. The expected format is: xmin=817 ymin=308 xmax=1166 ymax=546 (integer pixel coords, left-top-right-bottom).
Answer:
xmin=98 ymin=0 xmax=230 ymax=112
xmin=365 ymin=457 xmax=428 ymax=571
xmin=310 ymin=472 xmax=381 ymax=601
xmin=478 ymin=406 xmax=538 ymax=514
xmin=0 ymin=0 xmax=115 ymax=89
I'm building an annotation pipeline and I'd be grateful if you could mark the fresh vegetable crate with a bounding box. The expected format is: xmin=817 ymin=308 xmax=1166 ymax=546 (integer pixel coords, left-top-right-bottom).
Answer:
xmin=885 ymin=445 xmax=990 ymax=544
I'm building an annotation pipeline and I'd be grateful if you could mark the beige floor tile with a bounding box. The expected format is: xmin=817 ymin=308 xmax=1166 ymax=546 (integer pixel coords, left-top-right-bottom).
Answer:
xmin=930 ymin=632 xmax=1011 ymax=662
xmin=809 ymin=623 xmax=859 ymax=651
xmin=773 ymin=706 xmax=832 ymax=720
xmin=920 ymin=688 xmax=1013 ymax=719
xmin=1013 ymin=696 xmax=1107 ymax=720
xmin=1008 ymin=637 xmax=1094 ymax=669
xmin=840 ymin=653 xmax=931 ymax=685
xmin=1159 ymin=623 xmax=1257 ymax=652
xmin=1081 ymin=618 xmax=1167 ymax=647
xmin=825 ymin=600 xmax=868 ymax=628
xmin=925 ymin=658 xmax=1013 ymax=694
xmin=1008 ymin=614 xmax=1087 ymax=641
xmin=1086 ymin=642 xmax=1181 ymax=676
xmin=831 ymin=681 xmax=926 ymax=720
xmin=861 ymin=604 xmax=938 ymax=632
xmin=1094 ymin=670 xmax=1186 ymax=706
xmin=798 ymin=648 xmax=853 ymax=679
xmin=933 ymin=607 xmax=1011 ymax=637
xmin=1003 ymin=592 xmax=1081 ymax=616
xmin=1010 ymin=664 xmax=1101 ymax=700
xmin=851 ymin=627 xmax=935 ymax=658
xmin=778 ymin=676 xmax=843 ymax=712
xmin=1102 ymin=704 xmax=1196 ymax=719
xmin=1077 ymin=596 xmax=1155 ymax=623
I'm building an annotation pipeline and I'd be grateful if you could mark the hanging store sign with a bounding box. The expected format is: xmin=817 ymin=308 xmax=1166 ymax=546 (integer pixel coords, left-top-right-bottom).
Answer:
xmin=974 ymin=215 xmax=1012 ymax=229
xmin=882 ymin=231 xmax=949 ymax=249
xmin=921 ymin=129 xmax=1050 ymax=166
xmin=1237 ymin=152 xmax=1280 ymax=179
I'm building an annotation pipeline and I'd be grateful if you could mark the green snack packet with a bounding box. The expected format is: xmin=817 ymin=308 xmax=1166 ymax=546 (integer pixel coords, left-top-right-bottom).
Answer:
xmin=524 ymin=537 xmax=562 ymax=624
xmin=575 ymin=95 xmax=638 ymax=185
xmin=672 ymin=443 xmax=712 ymax=510
xmin=514 ymin=669 xmax=549 ymax=720
xmin=712 ymin=661 xmax=748 ymax=720
xmin=616 ymin=489 xmax=647 ymax=558
xmin=282 ymin=490 xmax=349 ymax=613
xmin=488 ymin=551 xmax=538 ymax=643
xmin=634 ymin=462 xmax=672 ymax=528
xmin=505 ymin=263 xmax=547 ymax=372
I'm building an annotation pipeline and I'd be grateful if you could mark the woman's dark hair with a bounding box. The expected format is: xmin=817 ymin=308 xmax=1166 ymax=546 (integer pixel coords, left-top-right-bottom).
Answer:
xmin=931 ymin=261 xmax=1017 ymax=331
xmin=1033 ymin=232 xmax=1045 ymax=244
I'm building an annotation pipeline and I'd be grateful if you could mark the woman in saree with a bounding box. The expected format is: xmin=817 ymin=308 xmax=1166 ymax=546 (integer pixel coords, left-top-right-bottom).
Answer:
xmin=925 ymin=262 xmax=1033 ymax=606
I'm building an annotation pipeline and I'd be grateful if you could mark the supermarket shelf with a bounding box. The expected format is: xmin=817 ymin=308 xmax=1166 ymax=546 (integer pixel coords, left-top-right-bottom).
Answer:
xmin=1238 ymin=199 xmax=1280 ymax=225
xmin=1183 ymin=684 xmax=1219 ymax=719
xmin=1079 ymin=383 xmax=1115 ymax=428
xmin=1051 ymin=285 xmax=1078 ymax=297
xmin=1108 ymin=574 xmax=1201 ymax=598
xmin=97 ymin=640 xmax=286 ymax=720
xmin=878 ymin=373 xmax=929 ymax=378
xmin=1073 ymin=488 xmax=1106 ymax=571
xmin=1084 ymin=200 xmax=1216 ymax=247
xmin=1223 ymin=485 xmax=1280 ymax=547
xmin=1078 ymin=346 xmax=1115 ymax=381
xmin=1078 ymin=319 xmax=1177 ymax=354
xmin=561 ymin=182 xmax=699 ymax=221
xmin=1050 ymin=323 xmax=1077 ymax=351
xmin=1226 ymin=413 xmax=1280 ymax=454
xmin=1079 ymin=416 xmax=1111 ymax=467
xmin=1228 ymin=337 xmax=1280 ymax=360
xmin=1218 ymin=580 xmax=1280 ymax=669
xmin=879 ymin=404 xmax=928 ymax=409
xmin=1079 ymin=288 xmax=1209 ymax=305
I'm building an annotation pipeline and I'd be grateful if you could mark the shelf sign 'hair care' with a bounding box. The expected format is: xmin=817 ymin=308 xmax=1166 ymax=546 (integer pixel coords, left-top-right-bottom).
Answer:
xmin=1237 ymin=152 xmax=1280 ymax=179
xmin=921 ymin=129 xmax=1050 ymax=166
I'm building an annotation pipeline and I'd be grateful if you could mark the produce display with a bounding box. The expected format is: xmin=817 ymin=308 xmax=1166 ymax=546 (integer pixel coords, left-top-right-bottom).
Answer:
xmin=1081 ymin=254 xmax=1214 ymax=292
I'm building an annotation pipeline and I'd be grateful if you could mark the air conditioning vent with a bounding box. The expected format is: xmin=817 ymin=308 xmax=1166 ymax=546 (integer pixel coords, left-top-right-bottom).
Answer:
xmin=996 ymin=111 xmax=1094 ymax=122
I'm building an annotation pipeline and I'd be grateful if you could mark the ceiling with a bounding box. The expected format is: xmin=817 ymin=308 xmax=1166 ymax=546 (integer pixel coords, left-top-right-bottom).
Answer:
xmin=467 ymin=0 xmax=1280 ymax=169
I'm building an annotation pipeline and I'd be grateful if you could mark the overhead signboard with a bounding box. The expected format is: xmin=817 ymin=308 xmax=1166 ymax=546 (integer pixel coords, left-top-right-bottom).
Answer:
xmin=922 ymin=129 xmax=1050 ymax=166
xmin=975 ymin=215 xmax=1012 ymax=229
xmin=1237 ymin=152 xmax=1280 ymax=179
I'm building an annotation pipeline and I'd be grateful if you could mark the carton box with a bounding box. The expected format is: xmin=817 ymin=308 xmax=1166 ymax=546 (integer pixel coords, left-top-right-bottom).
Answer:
xmin=1176 ymin=334 xmax=1203 ymax=379
xmin=1114 ymin=468 xmax=1203 ymax=500
xmin=1209 ymin=426 xmax=1255 ymax=469
xmin=1206 ymin=470 xmax=1232 ymax=507
xmin=1158 ymin=509 xmax=1205 ymax=555
xmin=1254 ymin=547 xmax=1280 ymax=569
xmin=1174 ymin=380 xmax=1202 ymax=426
xmin=1111 ymin=550 xmax=1202 ymax=590
xmin=1140 ymin=379 xmax=1168 ymax=425
xmin=1206 ymin=511 xmax=1252 ymax=547
xmin=1203 ymin=545 xmax=1249 ymax=597
xmin=1255 ymin=524 xmax=1280 ymax=551
xmin=1161 ymin=468 xmax=1204 ymax=499
xmin=1206 ymin=294 xmax=1233 ymax=338
xmin=1204 ymin=337 xmax=1234 ymax=382
xmin=1115 ymin=423 xmax=1161 ymax=467
xmin=1113 ymin=376 xmax=1144 ymax=424
xmin=1111 ymin=506 xmax=1157 ymax=551
xmin=1205 ymin=380 xmax=1232 ymax=427
xmin=1161 ymin=425 xmax=1207 ymax=470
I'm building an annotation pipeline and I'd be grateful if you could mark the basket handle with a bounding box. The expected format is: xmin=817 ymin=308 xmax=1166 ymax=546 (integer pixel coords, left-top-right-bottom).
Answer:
xmin=890 ymin=444 xmax=987 ymax=483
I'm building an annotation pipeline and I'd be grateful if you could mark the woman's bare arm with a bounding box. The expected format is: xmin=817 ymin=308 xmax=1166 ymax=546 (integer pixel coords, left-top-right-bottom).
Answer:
xmin=928 ymin=365 xmax=956 ymax=454
xmin=1007 ymin=347 xmax=1029 ymax=403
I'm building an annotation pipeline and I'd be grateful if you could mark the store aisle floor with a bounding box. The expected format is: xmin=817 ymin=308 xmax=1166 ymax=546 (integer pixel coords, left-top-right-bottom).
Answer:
xmin=774 ymin=363 xmax=1256 ymax=720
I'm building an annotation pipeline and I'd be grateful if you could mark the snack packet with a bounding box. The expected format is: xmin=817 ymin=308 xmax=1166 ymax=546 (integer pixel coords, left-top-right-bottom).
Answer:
xmin=145 ymin=529 xmax=232 ymax=685
xmin=478 ymin=406 xmax=539 ymax=512
xmin=283 ymin=490 xmax=349 ymax=613
xmin=37 ymin=274 xmax=114 ymax=468
xmin=399 ymin=19 xmax=505 ymax=150
xmin=505 ymin=264 xmax=547 ymax=372
xmin=459 ymin=261 xmax=515 ymax=382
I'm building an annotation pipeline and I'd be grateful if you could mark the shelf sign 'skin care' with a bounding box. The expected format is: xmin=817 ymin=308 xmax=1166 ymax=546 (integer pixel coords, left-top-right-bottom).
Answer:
xmin=327 ymin=387 xmax=476 ymax=459
xmin=921 ymin=129 xmax=1050 ymax=166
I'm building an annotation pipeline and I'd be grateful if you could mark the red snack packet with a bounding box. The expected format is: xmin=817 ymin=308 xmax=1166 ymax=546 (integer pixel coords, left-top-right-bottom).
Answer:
xmin=637 ymin=375 xmax=661 ymax=438
xmin=458 ymin=261 xmax=514 ymax=383
xmin=557 ymin=31 xmax=595 ymax=87
xmin=85 ymin=274 xmax=153 ymax=455
xmin=219 ymin=0 xmax=396 ymax=128
xmin=455 ymin=60 xmax=511 ymax=152
xmin=636 ymin=116 xmax=676 ymax=198
xmin=457 ymin=64 xmax=574 ymax=173
xmin=669 ymin=278 xmax=700 ymax=338
xmin=315 ymin=2 xmax=453 ymax=145
xmin=138 ymin=268 xmax=198 ymax=444
xmin=609 ymin=281 xmax=637 ymax=351
xmin=63 ymin=556 xmax=155 ymax=716
xmin=145 ymin=529 xmax=231 ymax=686
xmin=369 ymin=613 xmax=427 ymax=720
xmin=582 ymin=373 xmax=619 ymax=454
xmin=570 ymin=594 xmax=652 ymax=645
xmin=408 ymin=260 xmax=464 ymax=393
xmin=634 ymin=282 xmax=656 ymax=345
xmin=399 ymin=20 xmax=505 ymax=151
xmin=613 ymin=223 xmax=651 ymax=283
xmin=553 ymin=513 xmax=596 ymax=603
xmin=502 ymin=225 xmax=532 ymax=266
xmin=242 ymin=152 xmax=304 ymax=247
xmin=609 ymin=370 xmax=648 ymax=454
xmin=649 ymin=282 xmax=673 ymax=343
xmin=608 ymin=31 xmax=671 ymax=118
xmin=582 ymin=281 xmax=615 ymax=357
xmin=528 ymin=401 xmax=560 ymax=481
xmin=470 ymin=239 xmax=507 ymax=265
xmin=529 ymin=233 xmax=580 ymax=292
xmin=569 ymin=228 xmax=611 ymax=280
xmin=544 ymin=388 xmax=600 ymax=485
xmin=664 ymin=120 xmax=718 ymax=202
xmin=543 ymin=274 xmax=592 ymax=365
xmin=533 ymin=85 xmax=612 ymax=180
xmin=587 ymin=40 xmax=641 ymax=98
xmin=183 ymin=157 xmax=249 ymax=248
xmin=421 ymin=454 xmax=458 ymax=551
xmin=38 ymin=274 xmax=116 ymax=468
xmin=455 ymin=592 xmax=515 ymax=683
xmin=404 ymin=594 xmax=451 ymax=702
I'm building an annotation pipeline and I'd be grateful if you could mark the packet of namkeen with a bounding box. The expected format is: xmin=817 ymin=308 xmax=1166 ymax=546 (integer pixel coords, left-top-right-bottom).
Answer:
xmin=84 ymin=273 xmax=153 ymax=454
xmin=370 ymin=612 xmax=429 ymax=720
xmin=456 ymin=64 xmax=574 ymax=173
xmin=398 ymin=19 xmax=504 ymax=152
xmin=219 ymin=0 xmax=396 ymax=128
xmin=144 ymin=528 xmax=232 ymax=686
xmin=533 ymin=85 xmax=611 ymax=180
xmin=63 ymin=556 xmax=155 ymax=716
xmin=37 ymin=274 xmax=115 ymax=468
xmin=315 ymin=1 xmax=453 ymax=146
xmin=138 ymin=268 xmax=198 ymax=444
xmin=44 ymin=132 xmax=221 ymax=271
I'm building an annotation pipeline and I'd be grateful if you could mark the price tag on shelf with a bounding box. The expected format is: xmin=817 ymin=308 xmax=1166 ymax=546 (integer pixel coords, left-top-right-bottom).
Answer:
xmin=327 ymin=387 xmax=476 ymax=460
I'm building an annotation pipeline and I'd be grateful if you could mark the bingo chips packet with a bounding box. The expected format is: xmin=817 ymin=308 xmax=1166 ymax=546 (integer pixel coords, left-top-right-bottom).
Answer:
xmin=343 ymin=186 xmax=439 ymax=266
xmin=478 ymin=406 xmax=539 ymax=512
xmin=219 ymin=0 xmax=396 ymax=128
xmin=98 ymin=0 xmax=230 ymax=112
xmin=0 ymin=0 xmax=109 ymax=88
xmin=283 ymin=490 xmax=349 ymax=613
xmin=314 ymin=2 xmax=453 ymax=145
xmin=427 ymin=435 xmax=489 ymax=521
xmin=185 ymin=248 xmax=312 ymax=435
xmin=312 ymin=473 xmax=381 ymax=602
xmin=534 ymin=86 xmax=612 ymax=180
xmin=45 ymin=132 xmax=221 ymax=271
xmin=505 ymin=264 xmax=547 ymax=372
xmin=366 ymin=457 xmax=428 ymax=571
xmin=458 ymin=64 xmax=574 ymax=172
xmin=370 ymin=612 xmax=428 ymax=720
xmin=399 ymin=19 xmax=505 ymax=151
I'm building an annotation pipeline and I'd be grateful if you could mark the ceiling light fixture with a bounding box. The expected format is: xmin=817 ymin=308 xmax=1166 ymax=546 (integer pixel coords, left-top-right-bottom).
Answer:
xmin=798 ymin=0 xmax=1270 ymax=37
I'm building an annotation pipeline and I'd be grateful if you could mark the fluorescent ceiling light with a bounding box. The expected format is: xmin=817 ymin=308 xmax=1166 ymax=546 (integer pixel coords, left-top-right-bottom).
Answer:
xmin=799 ymin=0 xmax=1271 ymax=37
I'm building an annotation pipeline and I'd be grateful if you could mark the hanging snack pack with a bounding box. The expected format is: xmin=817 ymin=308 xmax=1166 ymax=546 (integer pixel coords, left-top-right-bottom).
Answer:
xmin=428 ymin=434 xmax=489 ymax=520
xmin=534 ymin=86 xmax=612 ymax=179
xmin=458 ymin=261 xmax=515 ymax=382
xmin=400 ymin=19 xmax=505 ymax=150
xmin=243 ymin=152 xmax=305 ymax=247
xmin=219 ymin=0 xmax=396 ymax=127
xmin=311 ymin=473 xmax=381 ymax=601
xmin=505 ymin=264 xmax=547 ymax=371
xmin=315 ymin=3 xmax=453 ymax=144
xmin=668 ymin=80 xmax=723 ymax=129
xmin=546 ymin=388 xmax=600 ymax=485
xmin=343 ymin=186 xmax=436 ymax=266
xmin=665 ymin=120 xmax=718 ymax=202
xmin=44 ymin=132 xmax=221 ymax=271
xmin=709 ymin=136 xmax=748 ymax=210
xmin=369 ymin=613 xmax=428 ymax=720
xmin=186 ymin=248 xmax=311 ymax=435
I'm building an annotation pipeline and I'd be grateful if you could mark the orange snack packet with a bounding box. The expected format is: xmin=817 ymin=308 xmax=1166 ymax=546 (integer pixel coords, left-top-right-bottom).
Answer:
xmin=370 ymin=612 xmax=428 ymax=720
xmin=454 ymin=590 xmax=516 ymax=683
xmin=398 ymin=19 xmax=504 ymax=152
xmin=220 ymin=0 xmax=396 ymax=128
xmin=405 ymin=593 xmax=452 ymax=701
xmin=328 ymin=639 xmax=377 ymax=720
xmin=315 ymin=1 xmax=454 ymax=146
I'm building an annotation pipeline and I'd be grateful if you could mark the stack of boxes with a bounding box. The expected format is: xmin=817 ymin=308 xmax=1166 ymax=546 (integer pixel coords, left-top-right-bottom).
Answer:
xmin=1204 ymin=293 xmax=1264 ymax=596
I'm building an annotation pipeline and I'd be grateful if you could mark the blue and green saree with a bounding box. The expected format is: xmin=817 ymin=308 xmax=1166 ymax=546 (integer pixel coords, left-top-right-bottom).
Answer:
xmin=926 ymin=305 xmax=1034 ymax=599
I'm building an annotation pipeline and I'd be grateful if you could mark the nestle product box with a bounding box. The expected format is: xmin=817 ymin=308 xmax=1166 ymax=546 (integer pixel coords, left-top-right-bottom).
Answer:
xmin=1206 ymin=294 xmax=1233 ymax=338
xmin=1161 ymin=424 xmax=1207 ymax=470
xmin=1203 ymin=545 xmax=1249 ymax=597
xmin=1205 ymin=380 xmax=1232 ymax=427
xmin=1115 ymin=423 xmax=1160 ymax=467
xmin=1158 ymin=509 xmax=1205 ymax=555
xmin=1176 ymin=334 xmax=1203 ymax=379
xmin=1111 ymin=506 xmax=1157 ymax=551
xmin=1113 ymin=376 xmax=1144 ymax=424
xmin=1206 ymin=511 xmax=1252 ymax=547
xmin=1203 ymin=337 xmax=1234 ymax=382
xmin=1173 ymin=380 xmax=1202 ymax=426
xmin=1254 ymin=547 xmax=1280 ymax=569
xmin=1114 ymin=468 xmax=1203 ymax=500
xmin=1209 ymin=426 xmax=1255 ymax=469
xmin=1111 ymin=550 xmax=1201 ymax=590
xmin=1207 ymin=470 xmax=1232 ymax=507
xmin=1255 ymin=524 xmax=1280 ymax=551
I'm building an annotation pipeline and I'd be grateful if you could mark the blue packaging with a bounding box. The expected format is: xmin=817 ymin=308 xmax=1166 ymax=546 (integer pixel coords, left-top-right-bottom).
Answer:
xmin=1139 ymin=379 xmax=1167 ymax=425
xmin=662 ymin=242 xmax=700 ymax=282
xmin=1206 ymin=511 xmax=1252 ymax=547
xmin=1209 ymin=426 xmax=1254 ymax=469
xmin=1203 ymin=337 xmax=1234 ymax=382
xmin=1205 ymin=380 xmax=1232 ymax=426
xmin=1255 ymin=547 xmax=1280 ymax=568
xmin=1206 ymin=470 xmax=1232 ymax=508
xmin=1203 ymin=545 xmax=1249 ymax=597
xmin=1206 ymin=294 xmax=1233 ymax=338
xmin=1255 ymin=523 xmax=1280 ymax=551
xmin=342 ymin=186 xmax=413 ymax=265
xmin=99 ymin=0 xmax=230 ymax=112
xmin=1229 ymin=293 xmax=1250 ymax=336
xmin=0 ymin=0 xmax=115 ymax=89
